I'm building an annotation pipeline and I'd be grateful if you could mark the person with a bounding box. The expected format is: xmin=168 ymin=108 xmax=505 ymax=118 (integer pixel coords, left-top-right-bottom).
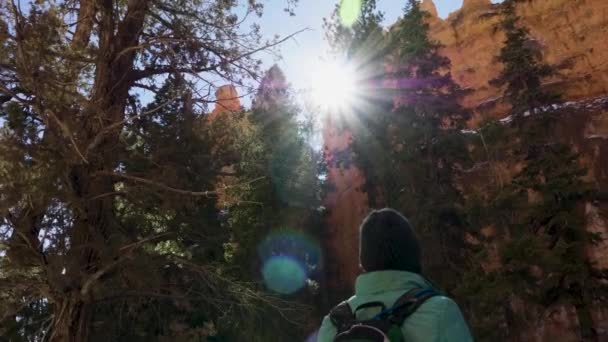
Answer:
xmin=317 ymin=208 xmax=473 ymax=341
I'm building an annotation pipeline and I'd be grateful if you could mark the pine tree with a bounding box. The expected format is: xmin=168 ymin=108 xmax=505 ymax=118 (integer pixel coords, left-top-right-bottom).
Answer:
xmin=387 ymin=2 xmax=470 ymax=290
xmin=251 ymin=65 xmax=311 ymax=207
xmin=218 ymin=65 xmax=323 ymax=340
xmin=349 ymin=0 xmax=468 ymax=208
xmin=389 ymin=0 xmax=467 ymax=125
xmin=492 ymin=0 xmax=558 ymax=114
xmin=327 ymin=0 xmax=470 ymax=291
xmin=226 ymin=65 xmax=320 ymax=270
xmin=321 ymin=1 xmax=607 ymax=340
xmin=0 ymin=1 xmax=302 ymax=340
xmin=457 ymin=119 xmax=602 ymax=340
xmin=324 ymin=0 xmax=386 ymax=58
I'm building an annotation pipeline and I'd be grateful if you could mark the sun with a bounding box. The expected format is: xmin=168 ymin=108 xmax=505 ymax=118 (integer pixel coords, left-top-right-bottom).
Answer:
xmin=310 ymin=60 xmax=358 ymax=112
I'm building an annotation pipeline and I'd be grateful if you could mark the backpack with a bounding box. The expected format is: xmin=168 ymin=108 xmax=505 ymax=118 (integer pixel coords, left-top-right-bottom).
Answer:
xmin=329 ymin=288 xmax=438 ymax=342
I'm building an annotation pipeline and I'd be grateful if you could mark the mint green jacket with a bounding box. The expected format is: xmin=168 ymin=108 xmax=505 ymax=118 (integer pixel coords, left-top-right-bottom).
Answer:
xmin=317 ymin=271 xmax=473 ymax=342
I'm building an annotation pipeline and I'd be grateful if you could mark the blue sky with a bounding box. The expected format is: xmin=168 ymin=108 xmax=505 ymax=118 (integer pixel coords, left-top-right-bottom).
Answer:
xmin=254 ymin=0 xmax=503 ymax=96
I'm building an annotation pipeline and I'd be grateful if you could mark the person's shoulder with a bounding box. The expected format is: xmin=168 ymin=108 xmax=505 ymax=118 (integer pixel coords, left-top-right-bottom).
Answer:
xmin=414 ymin=295 xmax=466 ymax=323
xmin=425 ymin=295 xmax=468 ymax=318
xmin=418 ymin=294 xmax=456 ymax=313
xmin=318 ymin=314 xmax=335 ymax=338
xmin=420 ymin=295 xmax=474 ymax=341
xmin=430 ymin=295 xmax=458 ymax=305
xmin=317 ymin=296 xmax=356 ymax=342
xmin=401 ymin=294 xmax=473 ymax=340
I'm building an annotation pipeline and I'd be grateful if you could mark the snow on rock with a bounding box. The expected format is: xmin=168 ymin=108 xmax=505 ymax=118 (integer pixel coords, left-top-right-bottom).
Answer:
xmin=496 ymin=95 xmax=608 ymax=126
xmin=499 ymin=115 xmax=514 ymax=124
xmin=460 ymin=95 xmax=608 ymax=137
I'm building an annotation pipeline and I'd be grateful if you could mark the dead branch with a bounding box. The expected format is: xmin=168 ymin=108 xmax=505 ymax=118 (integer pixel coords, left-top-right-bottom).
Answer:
xmin=95 ymin=171 xmax=265 ymax=197
xmin=130 ymin=28 xmax=309 ymax=81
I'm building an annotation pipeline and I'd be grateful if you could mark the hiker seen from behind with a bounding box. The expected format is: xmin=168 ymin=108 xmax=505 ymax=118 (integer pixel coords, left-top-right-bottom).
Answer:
xmin=317 ymin=208 xmax=473 ymax=342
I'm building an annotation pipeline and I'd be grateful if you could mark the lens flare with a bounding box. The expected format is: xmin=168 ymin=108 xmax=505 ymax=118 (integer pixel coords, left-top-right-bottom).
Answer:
xmin=258 ymin=230 xmax=322 ymax=295
xmin=339 ymin=0 xmax=363 ymax=27
xmin=262 ymin=256 xmax=306 ymax=294
xmin=306 ymin=330 xmax=320 ymax=342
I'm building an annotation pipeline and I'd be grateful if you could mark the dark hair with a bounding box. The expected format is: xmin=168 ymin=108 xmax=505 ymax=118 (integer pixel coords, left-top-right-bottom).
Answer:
xmin=359 ymin=208 xmax=422 ymax=273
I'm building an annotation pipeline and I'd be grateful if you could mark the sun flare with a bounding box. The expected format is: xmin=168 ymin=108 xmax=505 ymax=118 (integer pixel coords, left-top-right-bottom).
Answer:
xmin=310 ymin=60 xmax=358 ymax=112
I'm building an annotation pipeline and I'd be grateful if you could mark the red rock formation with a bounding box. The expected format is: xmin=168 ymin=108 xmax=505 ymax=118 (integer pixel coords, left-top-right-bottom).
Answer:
xmin=208 ymin=85 xmax=241 ymax=120
xmin=420 ymin=0 xmax=438 ymax=18
xmin=423 ymin=0 xmax=608 ymax=123
xmin=322 ymin=116 xmax=369 ymax=294
xmin=462 ymin=0 xmax=491 ymax=12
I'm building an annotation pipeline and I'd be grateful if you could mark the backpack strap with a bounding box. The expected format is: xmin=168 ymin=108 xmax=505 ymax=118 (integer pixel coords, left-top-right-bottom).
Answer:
xmin=374 ymin=287 xmax=439 ymax=325
xmin=329 ymin=301 xmax=356 ymax=333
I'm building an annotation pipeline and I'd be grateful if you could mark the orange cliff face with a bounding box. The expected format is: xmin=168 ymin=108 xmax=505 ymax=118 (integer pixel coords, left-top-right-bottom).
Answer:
xmin=424 ymin=0 xmax=608 ymax=123
xmin=427 ymin=0 xmax=608 ymax=287
xmin=427 ymin=1 xmax=608 ymax=337
xmin=322 ymin=116 xmax=370 ymax=295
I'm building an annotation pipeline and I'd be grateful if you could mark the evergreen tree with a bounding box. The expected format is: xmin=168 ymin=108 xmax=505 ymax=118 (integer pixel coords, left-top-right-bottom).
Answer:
xmin=324 ymin=0 xmax=386 ymax=58
xmin=492 ymin=0 xmax=558 ymax=114
xmin=378 ymin=0 xmax=469 ymax=290
xmin=324 ymin=0 xmax=471 ymax=292
xmin=458 ymin=118 xmax=603 ymax=340
xmin=0 ymin=1 xmax=302 ymax=340
xmin=251 ymin=65 xmax=316 ymax=207
xmin=0 ymin=74 xmax=299 ymax=341
xmin=218 ymin=65 xmax=323 ymax=340
xmin=389 ymin=0 xmax=467 ymax=125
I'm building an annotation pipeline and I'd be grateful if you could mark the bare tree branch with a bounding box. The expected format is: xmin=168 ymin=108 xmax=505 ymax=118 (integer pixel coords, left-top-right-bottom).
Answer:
xmin=95 ymin=171 xmax=265 ymax=197
xmin=130 ymin=28 xmax=309 ymax=81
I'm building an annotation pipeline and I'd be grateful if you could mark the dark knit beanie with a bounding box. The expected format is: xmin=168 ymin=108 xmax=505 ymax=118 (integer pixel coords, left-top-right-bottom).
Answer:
xmin=359 ymin=208 xmax=422 ymax=273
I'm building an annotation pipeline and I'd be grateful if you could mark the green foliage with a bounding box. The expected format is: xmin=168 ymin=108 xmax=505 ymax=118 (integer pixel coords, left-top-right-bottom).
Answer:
xmin=324 ymin=0 xmax=386 ymax=58
xmin=458 ymin=117 xmax=604 ymax=340
xmin=391 ymin=0 xmax=444 ymax=76
xmin=250 ymin=65 xmax=318 ymax=208
xmin=388 ymin=0 xmax=467 ymax=126
xmin=0 ymin=0 xmax=314 ymax=336
xmin=492 ymin=0 xmax=559 ymax=114
xmin=0 ymin=299 xmax=50 ymax=341
xmin=213 ymin=65 xmax=323 ymax=340
xmin=338 ymin=0 xmax=471 ymax=291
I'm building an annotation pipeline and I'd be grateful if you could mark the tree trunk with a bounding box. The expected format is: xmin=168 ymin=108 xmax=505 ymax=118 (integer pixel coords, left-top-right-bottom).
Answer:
xmin=49 ymin=298 xmax=92 ymax=342
xmin=574 ymin=289 xmax=598 ymax=341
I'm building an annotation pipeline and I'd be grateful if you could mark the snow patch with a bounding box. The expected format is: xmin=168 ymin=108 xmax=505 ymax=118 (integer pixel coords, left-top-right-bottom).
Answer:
xmin=586 ymin=134 xmax=608 ymax=140
xmin=499 ymin=115 xmax=514 ymax=123
xmin=460 ymin=95 xmax=608 ymax=137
